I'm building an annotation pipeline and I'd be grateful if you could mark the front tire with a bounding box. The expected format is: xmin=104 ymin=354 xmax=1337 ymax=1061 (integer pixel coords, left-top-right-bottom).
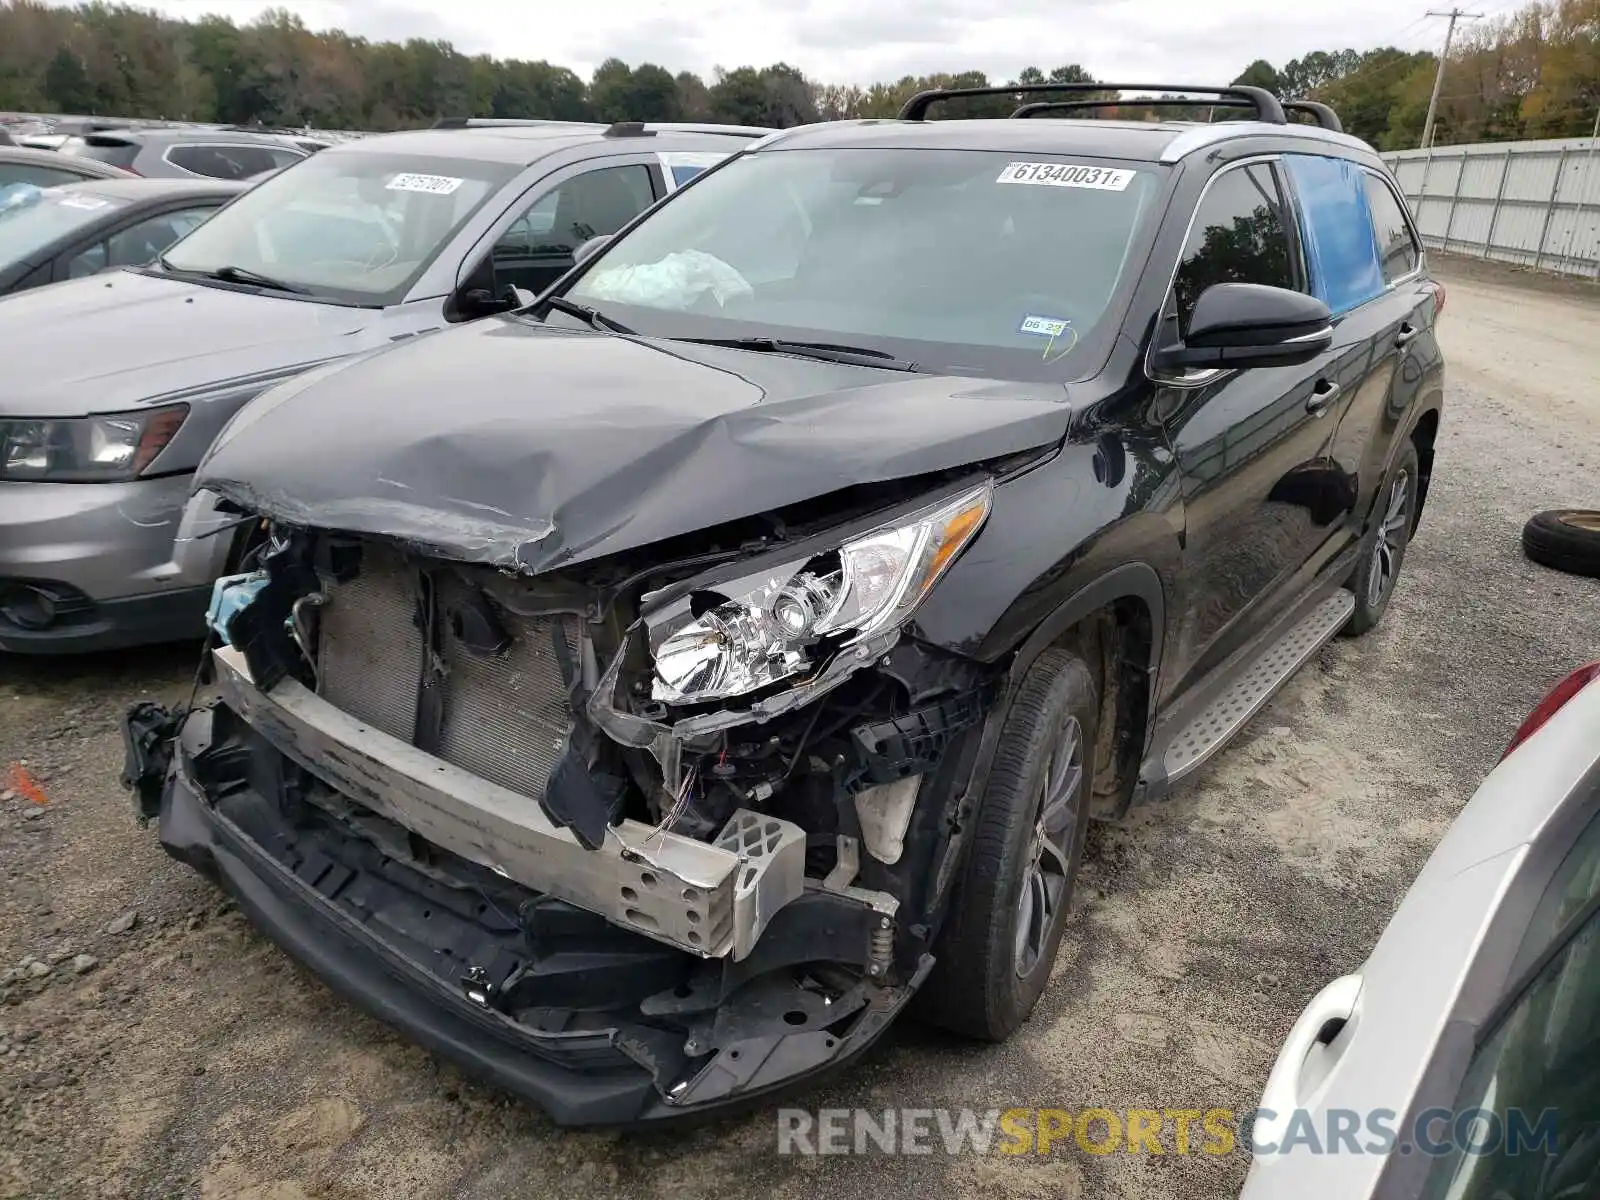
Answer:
xmin=1342 ymin=442 xmax=1419 ymax=638
xmin=919 ymin=648 xmax=1098 ymax=1041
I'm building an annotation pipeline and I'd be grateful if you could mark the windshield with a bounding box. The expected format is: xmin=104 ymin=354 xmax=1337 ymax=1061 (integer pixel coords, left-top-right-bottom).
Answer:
xmin=0 ymin=187 xmax=129 ymax=270
xmin=564 ymin=147 xmax=1164 ymax=378
xmin=159 ymin=150 xmax=518 ymax=306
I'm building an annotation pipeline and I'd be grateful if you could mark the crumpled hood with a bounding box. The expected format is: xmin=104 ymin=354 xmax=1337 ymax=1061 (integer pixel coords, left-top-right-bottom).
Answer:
xmin=0 ymin=270 xmax=375 ymax=417
xmin=197 ymin=316 xmax=1074 ymax=573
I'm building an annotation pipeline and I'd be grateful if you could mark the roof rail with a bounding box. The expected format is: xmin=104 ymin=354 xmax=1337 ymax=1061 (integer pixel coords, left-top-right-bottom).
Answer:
xmin=431 ymin=117 xmax=772 ymax=138
xmin=900 ymin=82 xmax=1287 ymax=126
xmin=1010 ymin=95 xmax=1343 ymax=132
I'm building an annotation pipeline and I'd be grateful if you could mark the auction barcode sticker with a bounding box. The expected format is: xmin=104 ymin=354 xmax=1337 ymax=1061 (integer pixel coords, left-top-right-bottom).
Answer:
xmin=387 ymin=172 xmax=464 ymax=195
xmin=996 ymin=162 xmax=1135 ymax=191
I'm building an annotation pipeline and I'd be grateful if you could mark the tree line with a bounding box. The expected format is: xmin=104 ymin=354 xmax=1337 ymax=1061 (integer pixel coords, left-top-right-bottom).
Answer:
xmin=0 ymin=0 xmax=1594 ymax=148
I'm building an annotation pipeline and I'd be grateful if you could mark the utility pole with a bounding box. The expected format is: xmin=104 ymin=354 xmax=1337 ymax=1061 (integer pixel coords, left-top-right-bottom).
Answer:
xmin=1421 ymin=8 xmax=1483 ymax=149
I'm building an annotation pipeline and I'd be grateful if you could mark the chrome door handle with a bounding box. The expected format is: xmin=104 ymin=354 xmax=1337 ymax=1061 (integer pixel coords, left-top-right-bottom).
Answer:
xmin=1394 ymin=323 xmax=1419 ymax=347
xmin=1306 ymin=379 xmax=1341 ymax=416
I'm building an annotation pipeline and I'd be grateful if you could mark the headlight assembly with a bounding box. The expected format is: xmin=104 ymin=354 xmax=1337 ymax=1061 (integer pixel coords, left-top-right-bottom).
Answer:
xmin=0 ymin=404 xmax=188 ymax=483
xmin=650 ymin=481 xmax=992 ymax=705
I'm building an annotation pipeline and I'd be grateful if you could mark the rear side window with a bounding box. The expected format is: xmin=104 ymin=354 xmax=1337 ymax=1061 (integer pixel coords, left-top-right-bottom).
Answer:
xmin=1173 ymin=162 xmax=1299 ymax=337
xmin=61 ymin=135 xmax=139 ymax=169
xmin=166 ymin=144 xmax=281 ymax=181
xmin=1283 ymin=154 xmax=1384 ymax=314
xmin=1363 ymin=172 xmax=1420 ymax=283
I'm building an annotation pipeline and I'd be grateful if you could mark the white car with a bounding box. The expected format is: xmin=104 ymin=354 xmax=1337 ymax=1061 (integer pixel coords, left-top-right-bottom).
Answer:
xmin=1242 ymin=661 xmax=1600 ymax=1200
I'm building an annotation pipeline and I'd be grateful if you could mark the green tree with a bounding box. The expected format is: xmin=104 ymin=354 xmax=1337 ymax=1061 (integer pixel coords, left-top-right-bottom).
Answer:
xmin=42 ymin=47 xmax=94 ymax=112
xmin=1233 ymin=59 xmax=1282 ymax=95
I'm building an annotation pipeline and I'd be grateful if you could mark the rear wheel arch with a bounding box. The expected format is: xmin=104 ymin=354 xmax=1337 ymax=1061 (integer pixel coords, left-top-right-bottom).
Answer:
xmin=1408 ymin=404 xmax=1442 ymax=532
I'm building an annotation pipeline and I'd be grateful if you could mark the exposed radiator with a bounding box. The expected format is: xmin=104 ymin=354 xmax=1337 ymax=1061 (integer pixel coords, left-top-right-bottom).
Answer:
xmin=316 ymin=544 xmax=576 ymax=801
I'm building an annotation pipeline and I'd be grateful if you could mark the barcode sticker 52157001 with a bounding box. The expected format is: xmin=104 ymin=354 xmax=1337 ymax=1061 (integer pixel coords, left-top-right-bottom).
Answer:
xmin=996 ymin=162 xmax=1135 ymax=191
xmin=386 ymin=173 xmax=464 ymax=195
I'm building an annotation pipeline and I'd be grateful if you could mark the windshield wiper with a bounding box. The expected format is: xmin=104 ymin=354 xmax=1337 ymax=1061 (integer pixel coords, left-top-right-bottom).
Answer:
xmin=541 ymin=295 xmax=635 ymax=334
xmin=156 ymin=256 xmax=313 ymax=296
xmin=204 ymin=265 xmax=313 ymax=295
xmin=680 ymin=337 xmax=921 ymax=372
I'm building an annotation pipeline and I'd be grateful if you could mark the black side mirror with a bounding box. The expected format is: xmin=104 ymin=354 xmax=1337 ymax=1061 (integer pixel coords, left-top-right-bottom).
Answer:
xmin=573 ymin=234 xmax=611 ymax=267
xmin=1152 ymin=282 xmax=1333 ymax=372
xmin=458 ymin=287 xmax=511 ymax=319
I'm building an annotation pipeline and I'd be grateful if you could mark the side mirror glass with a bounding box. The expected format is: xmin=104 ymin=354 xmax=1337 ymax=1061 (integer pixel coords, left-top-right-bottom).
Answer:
xmin=1153 ymin=282 xmax=1333 ymax=372
xmin=573 ymin=234 xmax=612 ymax=267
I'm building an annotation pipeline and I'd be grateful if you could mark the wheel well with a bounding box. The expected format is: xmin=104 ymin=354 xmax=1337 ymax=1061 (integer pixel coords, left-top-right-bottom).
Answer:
xmin=1409 ymin=408 xmax=1440 ymax=532
xmin=1050 ymin=597 xmax=1154 ymax=821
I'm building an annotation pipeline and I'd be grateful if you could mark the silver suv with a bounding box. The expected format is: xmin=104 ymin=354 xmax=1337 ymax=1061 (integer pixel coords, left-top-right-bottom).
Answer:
xmin=0 ymin=120 xmax=764 ymax=652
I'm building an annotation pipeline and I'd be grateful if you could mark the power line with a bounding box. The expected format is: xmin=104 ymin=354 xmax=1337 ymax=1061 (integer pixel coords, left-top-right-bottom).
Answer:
xmin=1420 ymin=8 xmax=1485 ymax=148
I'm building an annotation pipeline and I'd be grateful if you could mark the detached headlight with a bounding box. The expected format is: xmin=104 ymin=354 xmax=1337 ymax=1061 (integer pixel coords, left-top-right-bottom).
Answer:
xmin=651 ymin=481 xmax=992 ymax=704
xmin=0 ymin=404 xmax=188 ymax=482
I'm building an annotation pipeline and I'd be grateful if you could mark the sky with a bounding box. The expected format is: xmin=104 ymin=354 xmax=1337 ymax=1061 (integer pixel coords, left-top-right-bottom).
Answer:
xmin=127 ymin=0 xmax=1455 ymax=86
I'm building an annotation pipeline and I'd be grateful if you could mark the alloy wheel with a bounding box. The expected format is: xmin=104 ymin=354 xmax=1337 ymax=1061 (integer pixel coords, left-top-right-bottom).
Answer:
xmin=1014 ymin=716 xmax=1084 ymax=978
xmin=1367 ymin=469 xmax=1411 ymax=609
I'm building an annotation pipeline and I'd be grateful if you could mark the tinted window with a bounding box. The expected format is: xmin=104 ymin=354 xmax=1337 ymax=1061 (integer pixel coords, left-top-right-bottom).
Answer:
xmin=60 ymin=135 xmax=139 ymax=169
xmin=166 ymin=144 xmax=280 ymax=181
xmin=567 ymin=148 xmax=1165 ymax=380
xmin=1421 ymin=809 xmax=1600 ymax=1200
xmin=1364 ymin=173 xmax=1420 ymax=283
xmin=160 ymin=150 xmax=517 ymax=306
xmin=0 ymin=162 xmax=88 ymax=189
xmin=1173 ymin=162 xmax=1299 ymax=337
xmin=106 ymin=207 xmax=218 ymax=267
xmin=492 ymin=164 xmax=654 ymax=294
xmin=1284 ymin=154 xmax=1385 ymax=314
xmin=66 ymin=239 xmax=108 ymax=277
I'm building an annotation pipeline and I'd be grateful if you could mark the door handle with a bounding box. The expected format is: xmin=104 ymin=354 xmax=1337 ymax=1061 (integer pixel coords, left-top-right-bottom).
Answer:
xmin=1305 ymin=379 xmax=1340 ymax=416
xmin=1394 ymin=323 xmax=1419 ymax=347
xmin=1254 ymin=974 xmax=1362 ymax=1148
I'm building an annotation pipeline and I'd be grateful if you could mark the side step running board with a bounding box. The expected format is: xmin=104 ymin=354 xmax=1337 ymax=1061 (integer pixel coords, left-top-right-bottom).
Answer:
xmin=1141 ymin=589 xmax=1356 ymax=797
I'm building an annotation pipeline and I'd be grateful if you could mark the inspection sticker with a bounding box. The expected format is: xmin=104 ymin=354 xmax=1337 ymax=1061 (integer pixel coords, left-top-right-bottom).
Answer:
xmin=386 ymin=172 xmax=464 ymax=195
xmin=1018 ymin=314 xmax=1071 ymax=338
xmin=996 ymin=162 xmax=1135 ymax=191
xmin=57 ymin=193 xmax=113 ymax=209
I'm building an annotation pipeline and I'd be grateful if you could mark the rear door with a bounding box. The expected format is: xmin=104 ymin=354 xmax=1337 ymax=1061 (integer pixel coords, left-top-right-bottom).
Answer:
xmin=1278 ymin=154 xmax=1435 ymax=561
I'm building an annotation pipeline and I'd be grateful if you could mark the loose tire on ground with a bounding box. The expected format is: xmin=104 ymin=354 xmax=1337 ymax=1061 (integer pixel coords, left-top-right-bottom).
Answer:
xmin=917 ymin=647 xmax=1098 ymax=1041
xmin=1522 ymin=510 xmax=1600 ymax=580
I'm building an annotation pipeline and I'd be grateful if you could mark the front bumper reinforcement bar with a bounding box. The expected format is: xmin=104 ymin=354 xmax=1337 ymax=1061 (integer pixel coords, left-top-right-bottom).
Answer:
xmin=209 ymin=644 xmax=806 ymax=960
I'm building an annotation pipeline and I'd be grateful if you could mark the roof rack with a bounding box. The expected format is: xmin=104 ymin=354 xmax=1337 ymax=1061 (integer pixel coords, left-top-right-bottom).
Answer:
xmin=1009 ymin=95 xmax=1343 ymax=132
xmin=899 ymin=82 xmax=1288 ymax=126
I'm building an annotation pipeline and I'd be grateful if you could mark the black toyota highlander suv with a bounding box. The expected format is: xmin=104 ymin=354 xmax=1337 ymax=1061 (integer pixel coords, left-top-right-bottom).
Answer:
xmin=124 ymin=84 xmax=1445 ymax=1126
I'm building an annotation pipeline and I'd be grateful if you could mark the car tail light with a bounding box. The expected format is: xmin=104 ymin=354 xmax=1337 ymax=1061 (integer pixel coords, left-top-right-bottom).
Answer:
xmin=1502 ymin=662 xmax=1600 ymax=760
xmin=1429 ymin=281 xmax=1446 ymax=320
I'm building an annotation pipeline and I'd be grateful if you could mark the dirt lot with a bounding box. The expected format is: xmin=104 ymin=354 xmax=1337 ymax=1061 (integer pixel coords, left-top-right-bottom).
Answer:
xmin=2 ymin=255 xmax=1598 ymax=1200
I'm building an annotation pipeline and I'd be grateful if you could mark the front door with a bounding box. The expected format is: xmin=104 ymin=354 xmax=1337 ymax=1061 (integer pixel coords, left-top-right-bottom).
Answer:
xmin=1159 ymin=158 xmax=1346 ymax=696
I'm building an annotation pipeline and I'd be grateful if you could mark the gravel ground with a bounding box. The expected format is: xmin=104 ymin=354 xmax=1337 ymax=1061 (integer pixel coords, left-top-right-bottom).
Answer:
xmin=2 ymin=255 xmax=1598 ymax=1200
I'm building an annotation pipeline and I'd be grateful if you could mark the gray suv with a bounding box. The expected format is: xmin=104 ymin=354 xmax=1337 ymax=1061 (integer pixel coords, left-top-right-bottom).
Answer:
xmin=57 ymin=127 xmax=314 ymax=181
xmin=0 ymin=120 xmax=763 ymax=652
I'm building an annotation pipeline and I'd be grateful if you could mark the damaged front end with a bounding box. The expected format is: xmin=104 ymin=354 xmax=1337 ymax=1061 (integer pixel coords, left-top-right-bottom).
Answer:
xmin=125 ymin=478 xmax=1004 ymax=1124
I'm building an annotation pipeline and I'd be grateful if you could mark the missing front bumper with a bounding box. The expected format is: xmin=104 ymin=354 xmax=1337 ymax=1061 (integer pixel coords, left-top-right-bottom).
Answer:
xmin=209 ymin=643 xmax=806 ymax=960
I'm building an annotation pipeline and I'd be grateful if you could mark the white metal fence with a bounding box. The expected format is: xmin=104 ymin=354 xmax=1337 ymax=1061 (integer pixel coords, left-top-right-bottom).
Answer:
xmin=1380 ymin=137 xmax=1600 ymax=280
